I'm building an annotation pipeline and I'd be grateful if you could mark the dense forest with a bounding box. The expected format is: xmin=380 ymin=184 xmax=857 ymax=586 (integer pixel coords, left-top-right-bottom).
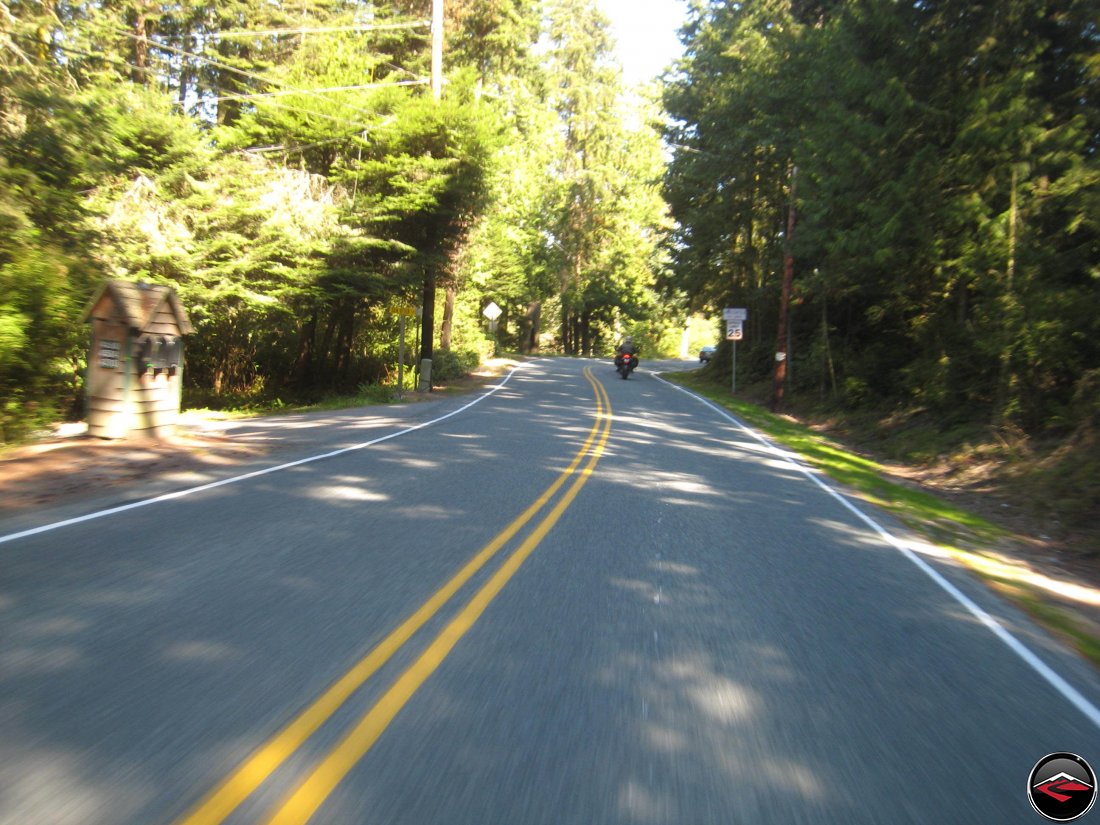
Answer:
xmin=0 ymin=0 xmax=670 ymax=440
xmin=665 ymin=0 xmax=1099 ymax=436
xmin=1 ymin=0 xmax=1097 ymax=457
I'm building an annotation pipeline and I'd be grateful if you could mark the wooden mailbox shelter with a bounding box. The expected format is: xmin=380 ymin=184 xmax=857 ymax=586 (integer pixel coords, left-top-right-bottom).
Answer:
xmin=83 ymin=280 xmax=194 ymax=439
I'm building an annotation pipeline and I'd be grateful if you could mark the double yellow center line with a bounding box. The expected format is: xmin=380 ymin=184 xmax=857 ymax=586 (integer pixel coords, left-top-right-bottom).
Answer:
xmin=176 ymin=367 xmax=612 ymax=825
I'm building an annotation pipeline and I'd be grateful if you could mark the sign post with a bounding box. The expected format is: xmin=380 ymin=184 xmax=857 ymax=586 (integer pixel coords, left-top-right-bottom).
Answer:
xmin=483 ymin=301 xmax=502 ymax=356
xmin=723 ymin=308 xmax=747 ymax=394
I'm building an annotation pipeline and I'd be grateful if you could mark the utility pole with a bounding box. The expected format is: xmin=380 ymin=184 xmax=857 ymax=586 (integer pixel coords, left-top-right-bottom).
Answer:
xmin=771 ymin=164 xmax=796 ymax=411
xmin=418 ymin=0 xmax=444 ymax=390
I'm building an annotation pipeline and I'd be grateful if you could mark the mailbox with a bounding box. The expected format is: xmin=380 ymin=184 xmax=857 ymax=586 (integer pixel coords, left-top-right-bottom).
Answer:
xmin=82 ymin=280 xmax=193 ymax=439
xmin=138 ymin=335 xmax=182 ymax=372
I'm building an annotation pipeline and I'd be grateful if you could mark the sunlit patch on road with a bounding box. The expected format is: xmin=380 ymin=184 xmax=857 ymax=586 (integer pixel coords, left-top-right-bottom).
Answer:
xmin=303 ymin=485 xmax=389 ymax=503
xmin=163 ymin=641 xmax=239 ymax=664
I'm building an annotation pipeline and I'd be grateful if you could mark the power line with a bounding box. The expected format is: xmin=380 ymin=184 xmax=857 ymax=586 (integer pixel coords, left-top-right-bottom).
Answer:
xmin=9 ymin=32 xmax=149 ymax=79
xmin=207 ymin=79 xmax=428 ymax=103
xmin=112 ymin=27 xmax=388 ymax=122
xmin=245 ymin=115 xmax=395 ymax=160
xmin=10 ymin=28 xmax=414 ymax=178
xmin=214 ymin=21 xmax=429 ymax=40
xmin=246 ymin=134 xmax=361 ymax=154
xmin=21 ymin=25 xmax=426 ymax=136
xmin=35 ymin=29 xmax=369 ymax=131
xmin=381 ymin=61 xmax=425 ymax=82
xmin=55 ymin=28 xmax=383 ymax=131
xmin=202 ymin=94 xmax=378 ymax=129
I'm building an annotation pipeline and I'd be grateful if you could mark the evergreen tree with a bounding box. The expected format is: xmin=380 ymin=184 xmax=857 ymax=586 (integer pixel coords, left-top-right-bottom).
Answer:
xmin=664 ymin=0 xmax=1099 ymax=432
xmin=544 ymin=0 xmax=625 ymax=354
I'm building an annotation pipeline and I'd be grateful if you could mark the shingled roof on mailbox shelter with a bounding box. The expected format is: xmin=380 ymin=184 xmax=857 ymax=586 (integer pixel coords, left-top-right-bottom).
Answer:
xmin=83 ymin=280 xmax=194 ymax=335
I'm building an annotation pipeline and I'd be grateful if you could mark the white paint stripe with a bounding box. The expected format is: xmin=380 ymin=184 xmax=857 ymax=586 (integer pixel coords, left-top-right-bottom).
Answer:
xmin=653 ymin=374 xmax=1100 ymax=732
xmin=0 ymin=364 xmax=527 ymax=547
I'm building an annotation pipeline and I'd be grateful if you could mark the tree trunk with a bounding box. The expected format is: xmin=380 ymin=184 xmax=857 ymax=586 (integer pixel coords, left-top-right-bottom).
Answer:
xmin=216 ymin=39 xmax=247 ymax=126
xmin=996 ymin=164 xmax=1021 ymax=424
xmin=440 ymin=284 xmax=455 ymax=350
xmin=336 ymin=300 xmax=356 ymax=382
xmin=131 ymin=6 xmax=149 ymax=85
xmin=821 ymin=297 xmax=837 ymax=399
xmin=317 ymin=308 xmax=339 ymax=385
xmin=178 ymin=62 xmax=190 ymax=107
xmin=419 ymin=271 xmax=436 ymax=384
xmin=525 ymin=301 xmax=541 ymax=352
xmin=292 ymin=309 xmax=318 ymax=388
xmin=771 ymin=165 xmax=796 ymax=411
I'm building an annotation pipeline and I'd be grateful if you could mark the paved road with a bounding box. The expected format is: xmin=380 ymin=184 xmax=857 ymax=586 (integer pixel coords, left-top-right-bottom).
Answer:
xmin=2 ymin=357 xmax=1099 ymax=825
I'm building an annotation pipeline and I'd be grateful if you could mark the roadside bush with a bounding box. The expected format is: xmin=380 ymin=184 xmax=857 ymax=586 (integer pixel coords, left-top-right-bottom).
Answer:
xmin=356 ymin=382 xmax=401 ymax=405
xmin=432 ymin=348 xmax=480 ymax=382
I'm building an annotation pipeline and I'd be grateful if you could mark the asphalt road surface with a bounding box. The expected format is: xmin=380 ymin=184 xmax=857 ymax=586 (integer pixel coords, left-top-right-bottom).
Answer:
xmin=3 ymin=357 xmax=1099 ymax=825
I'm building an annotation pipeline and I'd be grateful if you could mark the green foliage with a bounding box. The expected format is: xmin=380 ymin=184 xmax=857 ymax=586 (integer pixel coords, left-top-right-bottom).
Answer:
xmin=664 ymin=0 xmax=1100 ymax=435
xmin=0 ymin=241 xmax=82 ymax=442
xmin=540 ymin=0 xmax=671 ymax=356
xmin=444 ymin=290 xmax=495 ymax=357
xmin=1072 ymin=370 xmax=1100 ymax=432
xmin=430 ymin=347 xmax=480 ymax=382
xmin=1 ymin=0 xmax=676 ymax=435
xmin=447 ymin=0 xmax=542 ymax=84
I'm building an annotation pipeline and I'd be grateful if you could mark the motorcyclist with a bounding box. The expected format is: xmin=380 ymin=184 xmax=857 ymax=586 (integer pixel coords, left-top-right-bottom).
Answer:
xmin=615 ymin=336 xmax=637 ymax=368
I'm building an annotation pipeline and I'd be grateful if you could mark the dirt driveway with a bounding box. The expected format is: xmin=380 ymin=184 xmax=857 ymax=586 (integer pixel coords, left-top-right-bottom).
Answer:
xmin=0 ymin=420 xmax=280 ymax=514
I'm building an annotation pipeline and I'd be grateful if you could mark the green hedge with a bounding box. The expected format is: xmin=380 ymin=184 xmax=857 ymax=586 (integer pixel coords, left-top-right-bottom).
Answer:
xmin=432 ymin=348 xmax=481 ymax=382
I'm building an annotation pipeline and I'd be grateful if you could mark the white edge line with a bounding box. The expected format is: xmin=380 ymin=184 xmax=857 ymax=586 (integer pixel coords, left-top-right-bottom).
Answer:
xmin=0 ymin=364 xmax=527 ymax=547
xmin=653 ymin=373 xmax=1100 ymax=732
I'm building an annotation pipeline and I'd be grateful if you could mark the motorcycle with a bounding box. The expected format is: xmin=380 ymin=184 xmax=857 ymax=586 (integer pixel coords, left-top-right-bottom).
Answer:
xmin=614 ymin=352 xmax=638 ymax=379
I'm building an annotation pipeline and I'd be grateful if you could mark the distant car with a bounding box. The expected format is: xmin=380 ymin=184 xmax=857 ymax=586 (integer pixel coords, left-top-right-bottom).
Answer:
xmin=699 ymin=345 xmax=717 ymax=363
